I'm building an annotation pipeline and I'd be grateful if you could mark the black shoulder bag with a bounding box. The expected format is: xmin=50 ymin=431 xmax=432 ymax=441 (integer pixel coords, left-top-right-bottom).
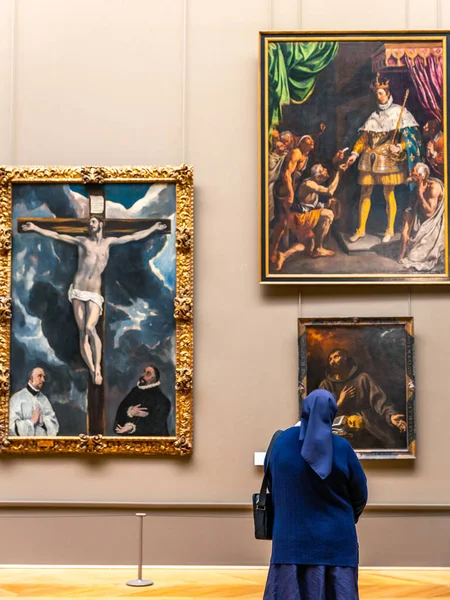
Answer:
xmin=252 ymin=430 xmax=283 ymax=540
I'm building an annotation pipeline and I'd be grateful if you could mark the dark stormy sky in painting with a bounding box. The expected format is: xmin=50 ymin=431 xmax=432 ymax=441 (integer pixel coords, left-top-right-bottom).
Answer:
xmin=10 ymin=183 xmax=176 ymax=435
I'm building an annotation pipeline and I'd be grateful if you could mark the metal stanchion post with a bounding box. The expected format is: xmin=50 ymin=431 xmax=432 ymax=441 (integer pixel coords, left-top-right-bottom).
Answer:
xmin=126 ymin=513 xmax=153 ymax=587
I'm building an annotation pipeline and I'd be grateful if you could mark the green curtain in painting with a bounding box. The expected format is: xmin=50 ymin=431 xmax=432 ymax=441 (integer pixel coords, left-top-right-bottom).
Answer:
xmin=268 ymin=42 xmax=339 ymax=132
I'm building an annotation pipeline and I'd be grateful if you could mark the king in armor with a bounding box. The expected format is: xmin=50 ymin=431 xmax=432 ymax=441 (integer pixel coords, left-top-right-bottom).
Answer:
xmin=346 ymin=73 xmax=424 ymax=243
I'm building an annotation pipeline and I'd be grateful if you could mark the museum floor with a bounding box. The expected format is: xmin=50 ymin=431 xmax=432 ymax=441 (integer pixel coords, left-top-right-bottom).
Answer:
xmin=0 ymin=567 xmax=450 ymax=599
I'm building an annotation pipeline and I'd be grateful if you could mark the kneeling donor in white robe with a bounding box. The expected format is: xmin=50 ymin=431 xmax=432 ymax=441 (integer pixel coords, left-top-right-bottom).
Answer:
xmin=9 ymin=367 xmax=59 ymax=436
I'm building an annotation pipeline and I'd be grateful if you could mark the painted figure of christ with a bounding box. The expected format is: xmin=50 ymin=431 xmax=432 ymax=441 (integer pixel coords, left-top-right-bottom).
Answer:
xmin=22 ymin=217 xmax=166 ymax=386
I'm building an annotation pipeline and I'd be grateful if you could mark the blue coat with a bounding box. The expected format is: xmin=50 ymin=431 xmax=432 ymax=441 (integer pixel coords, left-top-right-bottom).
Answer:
xmin=265 ymin=426 xmax=368 ymax=567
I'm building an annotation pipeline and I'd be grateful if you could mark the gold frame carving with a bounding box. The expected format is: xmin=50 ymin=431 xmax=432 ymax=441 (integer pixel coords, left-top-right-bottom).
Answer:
xmin=0 ymin=165 xmax=194 ymax=456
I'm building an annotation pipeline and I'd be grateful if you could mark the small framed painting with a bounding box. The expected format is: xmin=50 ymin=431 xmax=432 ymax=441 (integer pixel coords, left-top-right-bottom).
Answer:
xmin=298 ymin=317 xmax=415 ymax=459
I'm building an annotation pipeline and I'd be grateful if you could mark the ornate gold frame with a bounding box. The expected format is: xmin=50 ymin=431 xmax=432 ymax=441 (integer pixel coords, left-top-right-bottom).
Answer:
xmin=0 ymin=165 xmax=194 ymax=455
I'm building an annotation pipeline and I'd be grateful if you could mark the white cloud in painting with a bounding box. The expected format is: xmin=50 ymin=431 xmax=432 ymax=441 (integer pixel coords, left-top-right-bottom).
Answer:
xmin=67 ymin=184 xmax=170 ymax=218
xmin=108 ymin=296 xmax=159 ymax=349
xmin=13 ymin=297 xmax=64 ymax=367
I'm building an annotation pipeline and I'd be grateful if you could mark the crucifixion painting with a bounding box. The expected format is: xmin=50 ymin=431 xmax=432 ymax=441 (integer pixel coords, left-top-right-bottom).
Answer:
xmin=20 ymin=198 xmax=168 ymax=387
xmin=10 ymin=180 xmax=177 ymax=438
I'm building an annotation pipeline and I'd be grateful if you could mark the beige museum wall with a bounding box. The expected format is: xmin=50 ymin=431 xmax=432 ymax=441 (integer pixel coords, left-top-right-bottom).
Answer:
xmin=0 ymin=0 xmax=450 ymax=565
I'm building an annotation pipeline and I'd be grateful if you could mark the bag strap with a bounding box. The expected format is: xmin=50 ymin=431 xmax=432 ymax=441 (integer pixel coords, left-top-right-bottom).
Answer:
xmin=257 ymin=430 xmax=283 ymax=509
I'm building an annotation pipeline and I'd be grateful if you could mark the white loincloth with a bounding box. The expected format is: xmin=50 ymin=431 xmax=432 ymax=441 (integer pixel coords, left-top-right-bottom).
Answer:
xmin=68 ymin=284 xmax=104 ymax=314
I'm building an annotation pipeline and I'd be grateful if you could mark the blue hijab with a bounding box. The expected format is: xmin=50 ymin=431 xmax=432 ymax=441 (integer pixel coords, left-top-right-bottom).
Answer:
xmin=299 ymin=389 xmax=338 ymax=480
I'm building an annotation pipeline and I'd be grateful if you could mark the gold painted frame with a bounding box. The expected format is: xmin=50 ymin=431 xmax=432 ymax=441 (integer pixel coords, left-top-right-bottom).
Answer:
xmin=298 ymin=317 xmax=416 ymax=459
xmin=0 ymin=165 xmax=193 ymax=455
xmin=260 ymin=31 xmax=450 ymax=284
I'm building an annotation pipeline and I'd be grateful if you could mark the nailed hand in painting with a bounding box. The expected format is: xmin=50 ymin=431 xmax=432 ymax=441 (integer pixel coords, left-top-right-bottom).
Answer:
xmin=21 ymin=219 xmax=167 ymax=386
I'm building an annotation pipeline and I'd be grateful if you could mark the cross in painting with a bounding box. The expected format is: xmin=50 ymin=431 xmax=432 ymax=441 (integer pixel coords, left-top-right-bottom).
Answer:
xmin=18 ymin=185 xmax=171 ymax=434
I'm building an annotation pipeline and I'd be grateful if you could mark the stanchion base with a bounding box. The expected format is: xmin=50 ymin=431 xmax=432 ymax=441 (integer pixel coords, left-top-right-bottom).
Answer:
xmin=126 ymin=579 xmax=154 ymax=587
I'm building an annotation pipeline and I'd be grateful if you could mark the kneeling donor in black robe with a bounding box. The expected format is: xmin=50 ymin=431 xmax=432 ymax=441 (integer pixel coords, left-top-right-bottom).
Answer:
xmin=114 ymin=365 xmax=171 ymax=436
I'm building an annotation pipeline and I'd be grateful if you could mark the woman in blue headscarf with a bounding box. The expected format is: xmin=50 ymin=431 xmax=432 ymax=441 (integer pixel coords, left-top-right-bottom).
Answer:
xmin=263 ymin=389 xmax=368 ymax=600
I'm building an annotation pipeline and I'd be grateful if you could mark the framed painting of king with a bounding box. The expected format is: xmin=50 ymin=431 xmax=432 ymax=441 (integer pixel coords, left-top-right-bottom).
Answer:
xmin=260 ymin=31 xmax=450 ymax=283
xmin=0 ymin=165 xmax=193 ymax=456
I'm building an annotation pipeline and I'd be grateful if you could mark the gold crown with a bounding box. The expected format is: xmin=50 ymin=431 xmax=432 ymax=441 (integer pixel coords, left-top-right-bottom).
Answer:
xmin=370 ymin=72 xmax=390 ymax=92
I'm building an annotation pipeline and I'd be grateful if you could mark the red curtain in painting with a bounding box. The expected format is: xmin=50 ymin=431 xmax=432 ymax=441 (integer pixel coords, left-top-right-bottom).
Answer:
xmin=405 ymin=53 xmax=443 ymax=124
